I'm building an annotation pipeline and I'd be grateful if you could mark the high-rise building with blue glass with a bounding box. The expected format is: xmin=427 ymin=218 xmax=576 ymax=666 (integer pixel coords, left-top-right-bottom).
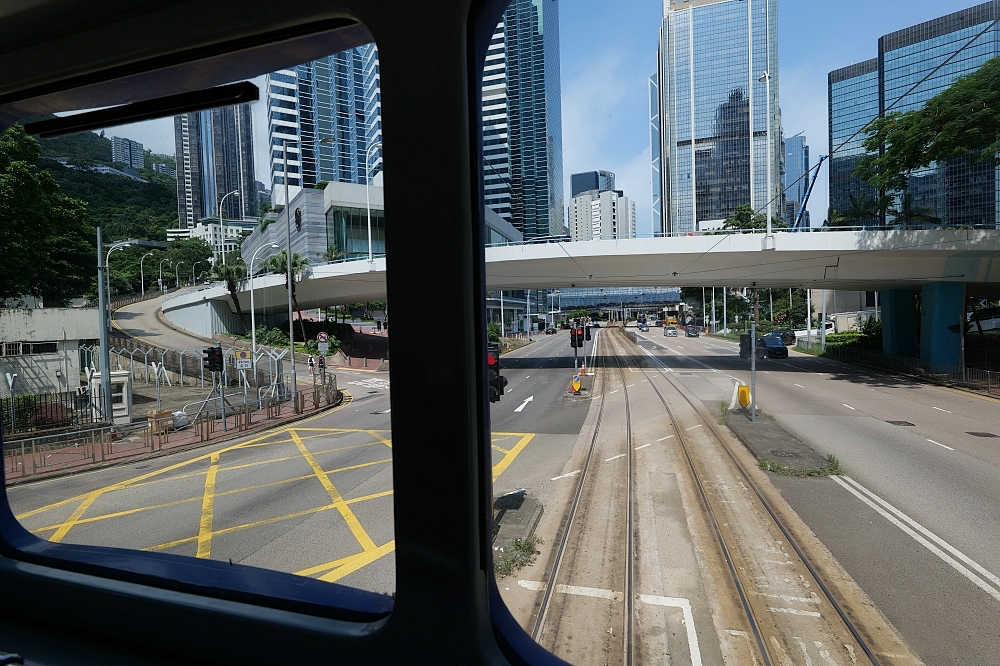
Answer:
xmin=829 ymin=2 xmax=1000 ymax=227
xmin=483 ymin=0 xmax=564 ymax=239
xmin=651 ymin=0 xmax=781 ymax=234
xmin=783 ymin=134 xmax=810 ymax=226
xmin=267 ymin=44 xmax=381 ymax=208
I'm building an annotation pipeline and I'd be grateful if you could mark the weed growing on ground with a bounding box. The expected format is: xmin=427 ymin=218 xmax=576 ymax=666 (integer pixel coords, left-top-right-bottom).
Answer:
xmin=758 ymin=453 xmax=846 ymax=478
xmin=494 ymin=535 xmax=543 ymax=578
xmin=717 ymin=401 xmax=729 ymax=424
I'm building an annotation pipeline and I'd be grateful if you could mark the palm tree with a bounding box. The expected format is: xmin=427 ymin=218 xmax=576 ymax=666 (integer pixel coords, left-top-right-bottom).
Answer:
xmin=323 ymin=245 xmax=346 ymax=262
xmin=825 ymin=207 xmax=848 ymax=227
xmin=266 ymin=250 xmax=310 ymax=343
xmin=844 ymin=193 xmax=879 ymax=226
xmin=211 ymin=260 xmax=248 ymax=327
xmin=890 ymin=192 xmax=939 ymax=227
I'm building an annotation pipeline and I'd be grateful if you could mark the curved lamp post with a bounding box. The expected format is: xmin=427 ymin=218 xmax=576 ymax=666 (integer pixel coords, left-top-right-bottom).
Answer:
xmin=249 ymin=243 xmax=281 ymax=362
xmin=218 ymin=190 xmax=240 ymax=264
xmin=139 ymin=252 xmax=154 ymax=298
xmin=174 ymin=261 xmax=185 ymax=289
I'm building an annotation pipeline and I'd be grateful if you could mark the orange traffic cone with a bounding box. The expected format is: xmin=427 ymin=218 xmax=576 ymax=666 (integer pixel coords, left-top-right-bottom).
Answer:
xmin=581 ymin=359 xmax=587 ymax=376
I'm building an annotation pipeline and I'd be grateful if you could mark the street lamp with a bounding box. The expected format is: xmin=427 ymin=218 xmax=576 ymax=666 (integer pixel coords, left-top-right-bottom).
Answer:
xmin=281 ymin=138 xmax=299 ymax=397
xmin=105 ymin=241 xmax=131 ymax=328
xmin=139 ymin=252 xmax=153 ymax=298
xmin=759 ymin=71 xmax=773 ymax=238
xmin=218 ymin=190 xmax=240 ymax=264
xmin=192 ymin=261 xmax=203 ymax=285
xmin=249 ymin=243 xmax=281 ymax=364
xmin=159 ymin=258 xmax=172 ymax=293
xmin=175 ymin=261 xmax=185 ymax=289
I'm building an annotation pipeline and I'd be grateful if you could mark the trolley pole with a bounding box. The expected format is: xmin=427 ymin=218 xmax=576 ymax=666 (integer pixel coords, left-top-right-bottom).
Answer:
xmin=750 ymin=321 xmax=757 ymax=423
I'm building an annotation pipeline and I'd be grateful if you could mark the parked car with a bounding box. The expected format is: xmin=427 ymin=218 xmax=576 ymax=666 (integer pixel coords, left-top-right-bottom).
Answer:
xmin=664 ymin=326 xmax=678 ymax=337
xmin=685 ymin=326 xmax=699 ymax=337
xmin=545 ymin=327 xmax=557 ymax=335
xmin=758 ymin=336 xmax=789 ymax=358
xmin=591 ymin=322 xmax=600 ymax=328
xmin=764 ymin=329 xmax=796 ymax=346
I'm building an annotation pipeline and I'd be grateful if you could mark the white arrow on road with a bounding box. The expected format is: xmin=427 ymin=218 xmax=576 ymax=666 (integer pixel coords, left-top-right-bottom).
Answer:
xmin=514 ymin=396 xmax=534 ymax=413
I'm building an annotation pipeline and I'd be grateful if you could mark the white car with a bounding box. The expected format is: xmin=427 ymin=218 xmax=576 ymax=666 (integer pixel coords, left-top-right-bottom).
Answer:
xmin=664 ymin=326 xmax=678 ymax=337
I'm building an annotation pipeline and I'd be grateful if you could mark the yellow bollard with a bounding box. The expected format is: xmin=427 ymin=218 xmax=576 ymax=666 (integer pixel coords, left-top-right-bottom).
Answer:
xmin=737 ymin=385 xmax=751 ymax=409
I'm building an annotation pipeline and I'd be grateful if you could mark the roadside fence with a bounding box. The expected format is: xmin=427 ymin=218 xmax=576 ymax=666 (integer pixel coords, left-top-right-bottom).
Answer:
xmin=795 ymin=340 xmax=1000 ymax=396
xmin=1 ymin=390 xmax=99 ymax=436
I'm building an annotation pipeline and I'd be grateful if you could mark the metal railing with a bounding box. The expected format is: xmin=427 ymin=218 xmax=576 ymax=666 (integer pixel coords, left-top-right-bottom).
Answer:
xmin=795 ymin=340 xmax=1000 ymax=395
xmin=1 ymin=390 xmax=98 ymax=435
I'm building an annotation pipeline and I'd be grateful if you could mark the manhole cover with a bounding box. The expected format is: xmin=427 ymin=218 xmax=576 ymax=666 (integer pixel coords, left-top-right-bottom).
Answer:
xmin=769 ymin=450 xmax=799 ymax=458
xmin=679 ymin=372 xmax=694 ymax=376
xmin=967 ymin=432 xmax=998 ymax=438
xmin=135 ymin=464 xmax=150 ymax=469
xmin=887 ymin=420 xmax=915 ymax=426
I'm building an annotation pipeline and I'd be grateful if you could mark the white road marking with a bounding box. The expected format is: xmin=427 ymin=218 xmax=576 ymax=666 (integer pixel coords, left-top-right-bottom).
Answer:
xmin=832 ymin=475 xmax=1000 ymax=603
xmin=518 ymin=580 xmax=545 ymax=591
xmin=932 ymin=406 xmax=952 ymax=413
xmin=753 ymin=592 xmax=820 ymax=605
xmin=513 ymin=396 xmax=534 ymax=413
xmin=609 ymin=390 xmax=619 ymax=394
xmin=927 ymin=439 xmax=954 ymax=450
xmin=627 ymin=384 xmax=635 ymax=388
xmin=642 ymin=379 xmax=648 ymax=382
xmin=842 ymin=403 xmax=856 ymax=410
xmin=685 ymin=424 xmax=703 ymax=431
xmin=550 ymin=470 xmax=581 ymax=481
xmin=640 ymin=595 xmax=703 ymax=666
xmin=770 ymin=607 xmax=821 ymax=617
xmin=795 ymin=384 xmax=805 ymax=388
xmin=657 ymin=436 xmax=674 ymax=441
xmin=635 ymin=443 xmax=652 ymax=450
xmin=604 ymin=453 xmax=626 ymax=462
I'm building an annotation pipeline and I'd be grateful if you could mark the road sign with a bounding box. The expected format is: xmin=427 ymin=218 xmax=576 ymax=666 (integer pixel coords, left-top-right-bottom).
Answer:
xmin=318 ymin=342 xmax=330 ymax=354
xmin=572 ymin=374 xmax=581 ymax=393
xmin=737 ymin=384 xmax=751 ymax=409
xmin=317 ymin=332 xmax=330 ymax=343
xmin=236 ymin=349 xmax=252 ymax=370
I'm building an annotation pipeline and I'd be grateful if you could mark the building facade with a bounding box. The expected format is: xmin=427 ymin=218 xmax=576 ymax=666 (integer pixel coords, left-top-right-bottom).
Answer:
xmin=266 ymin=44 xmax=381 ymax=209
xmin=783 ymin=134 xmax=810 ymax=227
xmin=570 ymin=170 xmax=615 ymax=198
xmin=828 ymin=60 xmax=881 ymax=224
xmin=652 ymin=0 xmax=781 ymax=234
xmin=567 ymin=189 xmax=636 ymax=241
xmin=830 ymin=2 xmax=1000 ymax=227
xmin=482 ymin=0 xmax=564 ymax=239
xmin=111 ymin=136 xmax=144 ymax=170
xmin=173 ymin=104 xmax=257 ymax=229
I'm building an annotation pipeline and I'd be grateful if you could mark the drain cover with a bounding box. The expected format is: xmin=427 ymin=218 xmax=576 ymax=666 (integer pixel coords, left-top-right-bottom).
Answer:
xmin=887 ymin=420 xmax=915 ymax=426
xmin=967 ymin=432 xmax=998 ymax=438
xmin=679 ymin=372 xmax=694 ymax=376
xmin=135 ymin=464 xmax=150 ymax=469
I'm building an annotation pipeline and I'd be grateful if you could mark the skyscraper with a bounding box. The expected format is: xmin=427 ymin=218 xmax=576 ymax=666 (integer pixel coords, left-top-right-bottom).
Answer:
xmin=173 ymin=104 xmax=257 ymax=228
xmin=482 ymin=0 xmax=564 ymax=239
xmin=830 ymin=2 xmax=1000 ymax=227
xmin=570 ymin=170 xmax=615 ymax=198
xmin=828 ymin=60 xmax=880 ymax=223
xmin=651 ymin=0 xmax=781 ymax=234
xmin=567 ymin=188 xmax=636 ymax=241
xmin=783 ymin=134 xmax=810 ymax=226
xmin=267 ymin=44 xmax=381 ymax=209
xmin=111 ymin=136 xmax=144 ymax=170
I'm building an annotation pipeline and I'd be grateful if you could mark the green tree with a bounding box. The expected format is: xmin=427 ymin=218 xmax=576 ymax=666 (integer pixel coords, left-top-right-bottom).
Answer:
xmin=888 ymin=192 xmax=939 ymax=227
xmin=0 ymin=124 xmax=94 ymax=304
xmin=722 ymin=203 xmax=786 ymax=231
xmin=266 ymin=250 xmax=310 ymax=342
xmin=843 ymin=193 xmax=879 ymax=226
xmin=166 ymin=238 xmax=213 ymax=286
xmin=212 ymin=256 xmax=248 ymax=326
xmin=323 ymin=244 xmax=346 ymax=262
xmin=856 ymin=56 xmax=1000 ymax=193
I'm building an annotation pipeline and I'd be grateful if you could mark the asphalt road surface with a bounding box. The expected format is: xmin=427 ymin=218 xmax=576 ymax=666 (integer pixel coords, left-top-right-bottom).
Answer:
xmin=635 ymin=329 xmax=1000 ymax=665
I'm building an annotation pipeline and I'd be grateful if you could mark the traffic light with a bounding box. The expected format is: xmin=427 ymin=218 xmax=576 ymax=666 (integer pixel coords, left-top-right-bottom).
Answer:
xmin=585 ymin=325 xmax=591 ymax=341
xmin=203 ymin=347 xmax=223 ymax=372
xmin=487 ymin=346 xmax=506 ymax=402
xmin=570 ymin=328 xmax=578 ymax=348
xmin=576 ymin=326 xmax=585 ymax=345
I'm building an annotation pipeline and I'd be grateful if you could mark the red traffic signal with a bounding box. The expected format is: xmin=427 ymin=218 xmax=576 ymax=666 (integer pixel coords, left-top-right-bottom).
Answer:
xmin=487 ymin=351 xmax=498 ymax=366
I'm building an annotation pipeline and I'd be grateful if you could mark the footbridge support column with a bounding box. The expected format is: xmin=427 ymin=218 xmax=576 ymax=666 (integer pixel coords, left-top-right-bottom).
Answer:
xmin=881 ymin=289 xmax=917 ymax=358
xmin=920 ymin=282 xmax=965 ymax=368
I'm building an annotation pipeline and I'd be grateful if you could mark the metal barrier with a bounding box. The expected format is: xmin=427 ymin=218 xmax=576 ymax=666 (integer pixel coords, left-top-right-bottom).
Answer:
xmin=795 ymin=341 xmax=1000 ymax=395
xmin=1 ymin=390 xmax=97 ymax=436
xmin=4 ymin=426 xmax=114 ymax=479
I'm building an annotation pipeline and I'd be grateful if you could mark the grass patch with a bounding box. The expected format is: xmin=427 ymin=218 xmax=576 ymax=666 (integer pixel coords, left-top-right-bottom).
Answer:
xmin=494 ymin=535 xmax=542 ymax=579
xmin=717 ymin=401 xmax=729 ymax=424
xmin=758 ymin=453 xmax=845 ymax=478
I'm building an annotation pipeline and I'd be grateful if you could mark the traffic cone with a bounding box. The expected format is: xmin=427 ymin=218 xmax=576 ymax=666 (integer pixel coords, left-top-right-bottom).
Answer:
xmin=581 ymin=359 xmax=587 ymax=376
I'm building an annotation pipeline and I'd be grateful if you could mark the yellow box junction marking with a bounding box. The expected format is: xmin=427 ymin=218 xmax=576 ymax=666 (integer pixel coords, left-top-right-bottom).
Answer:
xmin=491 ymin=433 xmax=535 ymax=483
xmin=196 ymin=452 xmax=221 ymax=558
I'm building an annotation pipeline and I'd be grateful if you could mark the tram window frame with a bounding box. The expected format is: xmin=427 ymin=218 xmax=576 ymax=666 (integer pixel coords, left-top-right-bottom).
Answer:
xmin=0 ymin=1 xmax=560 ymax=663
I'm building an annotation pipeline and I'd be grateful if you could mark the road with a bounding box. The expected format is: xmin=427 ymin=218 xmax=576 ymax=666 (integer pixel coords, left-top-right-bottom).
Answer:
xmin=633 ymin=329 xmax=1000 ymax=665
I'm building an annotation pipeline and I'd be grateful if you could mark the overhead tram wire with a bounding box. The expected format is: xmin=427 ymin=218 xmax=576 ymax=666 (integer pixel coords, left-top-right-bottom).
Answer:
xmin=671 ymin=14 xmax=1000 ymax=280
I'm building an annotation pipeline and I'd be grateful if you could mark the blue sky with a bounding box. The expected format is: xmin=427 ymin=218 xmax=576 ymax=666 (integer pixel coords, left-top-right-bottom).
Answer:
xmin=113 ymin=0 xmax=985 ymax=234
xmin=560 ymin=0 xmax=986 ymax=235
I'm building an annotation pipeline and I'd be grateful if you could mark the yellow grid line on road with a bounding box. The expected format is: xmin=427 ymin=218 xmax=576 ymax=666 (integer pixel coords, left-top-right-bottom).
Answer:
xmin=319 ymin=540 xmax=395 ymax=583
xmin=143 ymin=489 xmax=395 ymax=553
xmin=29 ymin=458 xmax=395 ymax=536
xmin=290 ymin=429 xmax=376 ymax=553
xmin=196 ymin=452 xmax=220 ymax=558
xmin=491 ymin=445 xmax=510 ymax=454
xmin=491 ymin=433 xmax=535 ymax=483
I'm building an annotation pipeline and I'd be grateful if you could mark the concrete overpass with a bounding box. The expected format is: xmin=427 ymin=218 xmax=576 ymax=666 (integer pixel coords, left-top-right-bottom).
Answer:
xmin=161 ymin=228 xmax=1000 ymax=366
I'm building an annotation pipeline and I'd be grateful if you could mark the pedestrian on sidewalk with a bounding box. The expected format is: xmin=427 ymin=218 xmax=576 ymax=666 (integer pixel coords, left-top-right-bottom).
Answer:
xmin=308 ymin=354 xmax=315 ymax=378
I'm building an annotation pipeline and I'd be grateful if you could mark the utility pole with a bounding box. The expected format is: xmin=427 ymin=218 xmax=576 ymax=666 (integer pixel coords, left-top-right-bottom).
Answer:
xmin=96 ymin=227 xmax=112 ymax=422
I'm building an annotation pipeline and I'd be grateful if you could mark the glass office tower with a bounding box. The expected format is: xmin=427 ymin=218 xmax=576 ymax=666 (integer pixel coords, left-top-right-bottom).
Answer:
xmin=783 ymin=134 xmax=810 ymax=226
xmin=828 ymin=59 xmax=880 ymax=224
xmin=484 ymin=0 xmax=564 ymax=239
xmin=829 ymin=1 xmax=1000 ymax=227
xmin=267 ymin=44 xmax=381 ymax=208
xmin=652 ymin=0 xmax=781 ymax=234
